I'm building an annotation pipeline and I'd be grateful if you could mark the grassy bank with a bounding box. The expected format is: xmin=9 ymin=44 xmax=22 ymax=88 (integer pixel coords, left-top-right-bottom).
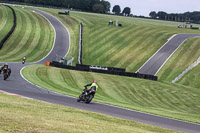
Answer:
xmin=0 ymin=93 xmax=179 ymax=133
xmin=177 ymin=62 xmax=200 ymax=88
xmin=33 ymin=7 xmax=200 ymax=73
xmin=157 ymin=37 xmax=200 ymax=82
xmin=19 ymin=6 xmax=200 ymax=84
xmin=70 ymin=11 xmax=200 ymax=72
xmin=23 ymin=65 xmax=200 ymax=124
xmin=0 ymin=5 xmax=13 ymax=42
xmin=0 ymin=6 xmax=54 ymax=62
xmin=0 ymin=5 xmax=7 ymax=30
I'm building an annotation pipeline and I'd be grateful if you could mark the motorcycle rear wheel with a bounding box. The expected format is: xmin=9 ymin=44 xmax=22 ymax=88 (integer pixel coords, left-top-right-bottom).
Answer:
xmin=85 ymin=95 xmax=94 ymax=104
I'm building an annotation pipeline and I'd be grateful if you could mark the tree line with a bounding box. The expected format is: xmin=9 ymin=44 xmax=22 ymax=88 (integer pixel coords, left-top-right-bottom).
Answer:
xmin=149 ymin=11 xmax=200 ymax=24
xmin=112 ymin=5 xmax=131 ymax=16
xmin=4 ymin=0 xmax=132 ymax=16
xmin=4 ymin=0 xmax=111 ymax=13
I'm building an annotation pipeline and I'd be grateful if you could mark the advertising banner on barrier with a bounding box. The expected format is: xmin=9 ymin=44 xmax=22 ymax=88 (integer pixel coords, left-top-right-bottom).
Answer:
xmin=50 ymin=61 xmax=157 ymax=81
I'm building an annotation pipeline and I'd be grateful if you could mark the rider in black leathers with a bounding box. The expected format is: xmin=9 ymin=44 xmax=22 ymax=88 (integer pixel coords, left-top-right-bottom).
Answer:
xmin=0 ymin=63 xmax=11 ymax=75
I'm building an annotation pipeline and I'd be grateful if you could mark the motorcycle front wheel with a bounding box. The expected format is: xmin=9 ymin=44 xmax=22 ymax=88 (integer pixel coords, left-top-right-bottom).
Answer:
xmin=77 ymin=95 xmax=82 ymax=102
xmin=4 ymin=74 xmax=8 ymax=80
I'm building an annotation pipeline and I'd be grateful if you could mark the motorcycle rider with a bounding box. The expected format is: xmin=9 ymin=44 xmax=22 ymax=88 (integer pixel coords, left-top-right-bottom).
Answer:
xmin=0 ymin=63 xmax=9 ymax=74
xmin=84 ymin=80 xmax=98 ymax=94
xmin=22 ymin=56 xmax=26 ymax=64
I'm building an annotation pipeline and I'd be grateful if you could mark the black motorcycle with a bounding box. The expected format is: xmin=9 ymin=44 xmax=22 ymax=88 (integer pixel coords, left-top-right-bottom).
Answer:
xmin=77 ymin=86 xmax=96 ymax=103
xmin=22 ymin=59 xmax=25 ymax=64
xmin=3 ymin=67 xmax=11 ymax=80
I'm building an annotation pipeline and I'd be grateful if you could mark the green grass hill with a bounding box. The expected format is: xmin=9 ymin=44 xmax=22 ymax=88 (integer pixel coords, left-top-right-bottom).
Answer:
xmin=0 ymin=93 xmax=179 ymax=133
xmin=38 ymin=8 xmax=200 ymax=84
xmin=20 ymin=6 xmax=200 ymax=123
xmin=0 ymin=5 xmax=200 ymax=132
xmin=23 ymin=65 xmax=200 ymax=124
xmin=0 ymin=5 xmax=13 ymax=44
xmin=0 ymin=6 xmax=54 ymax=62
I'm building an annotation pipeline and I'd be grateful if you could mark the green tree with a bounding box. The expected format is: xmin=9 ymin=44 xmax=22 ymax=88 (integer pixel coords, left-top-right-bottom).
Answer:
xmin=112 ymin=5 xmax=121 ymax=15
xmin=92 ymin=4 xmax=104 ymax=13
xmin=90 ymin=0 xmax=100 ymax=11
xmin=157 ymin=11 xmax=167 ymax=20
xmin=101 ymin=0 xmax=110 ymax=13
xmin=80 ymin=0 xmax=91 ymax=10
xmin=149 ymin=11 xmax=157 ymax=19
xmin=122 ymin=7 xmax=131 ymax=16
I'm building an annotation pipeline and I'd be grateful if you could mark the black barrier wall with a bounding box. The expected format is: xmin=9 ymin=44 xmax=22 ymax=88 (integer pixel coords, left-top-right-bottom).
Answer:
xmin=0 ymin=5 xmax=16 ymax=49
xmin=50 ymin=61 xmax=158 ymax=81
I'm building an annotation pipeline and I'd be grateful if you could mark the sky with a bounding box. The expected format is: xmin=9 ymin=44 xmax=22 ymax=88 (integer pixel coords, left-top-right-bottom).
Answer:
xmin=107 ymin=0 xmax=200 ymax=17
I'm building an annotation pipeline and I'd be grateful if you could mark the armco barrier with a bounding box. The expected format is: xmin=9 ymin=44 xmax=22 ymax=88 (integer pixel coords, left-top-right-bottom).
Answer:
xmin=0 ymin=5 xmax=16 ymax=49
xmin=49 ymin=61 xmax=158 ymax=81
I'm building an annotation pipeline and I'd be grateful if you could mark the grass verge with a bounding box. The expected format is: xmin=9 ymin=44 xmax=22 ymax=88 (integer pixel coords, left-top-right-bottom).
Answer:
xmin=0 ymin=93 xmax=180 ymax=133
xmin=177 ymin=63 xmax=200 ymax=89
xmin=157 ymin=37 xmax=200 ymax=83
xmin=22 ymin=65 xmax=200 ymax=124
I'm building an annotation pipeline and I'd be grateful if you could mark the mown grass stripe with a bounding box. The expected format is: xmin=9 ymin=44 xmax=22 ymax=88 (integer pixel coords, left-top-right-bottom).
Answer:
xmin=23 ymin=65 xmax=200 ymax=123
xmin=177 ymin=63 xmax=200 ymax=89
xmin=72 ymin=13 xmax=94 ymax=26
xmin=27 ymin=12 xmax=53 ymax=62
xmin=104 ymin=28 xmax=159 ymax=67
xmin=0 ymin=7 xmax=54 ymax=62
xmin=20 ymin=10 xmax=40 ymax=60
xmin=88 ymin=27 xmax=120 ymax=49
xmin=0 ymin=6 xmax=7 ymax=30
xmin=10 ymin=9 xmax=36 ymax=61
xmin=90 ymin=25 xmax=143 ymax=56
xmin=109 ymin=28 xmax=160 ymax=68
xmin=88 ymin=26 xmax=132 ymax=58
xmin=94 ymin=26 xmax=150 ymax=68
xmin=0 ymin=5 xmax=13 ymax=42
xmin=83 ymin=26 xmax=131 ymax=64
xmin=2 ymin=8 xmax=32 ymax=61
xmin=157 ymin=37 xmax=200 ymax=82
xmin=0 ymin=7 xmax=26 ymax=59
xmin=91 ymin=26 xmax=138 ymax=59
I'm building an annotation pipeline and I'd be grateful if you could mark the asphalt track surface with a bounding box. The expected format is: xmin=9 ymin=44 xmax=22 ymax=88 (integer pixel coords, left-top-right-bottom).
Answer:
xmin=137 ymin=34 xmax=200 ymax=75
xmin=1 ymin=9 xmax=200 ymax=133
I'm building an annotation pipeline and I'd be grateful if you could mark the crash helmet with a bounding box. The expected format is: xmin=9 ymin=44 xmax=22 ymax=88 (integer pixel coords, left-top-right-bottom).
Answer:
xmin=93 ymin=80 xmax=97 ymax=83
xmin=5 ymin=63 xmax=8 ymax=65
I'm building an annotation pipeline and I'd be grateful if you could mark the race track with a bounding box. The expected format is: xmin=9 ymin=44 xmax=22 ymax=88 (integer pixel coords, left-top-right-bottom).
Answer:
xmin=1 ymin=8 xmax=200 ymax=133
xmin=137 ymin=34 xmax=200 ymax=75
